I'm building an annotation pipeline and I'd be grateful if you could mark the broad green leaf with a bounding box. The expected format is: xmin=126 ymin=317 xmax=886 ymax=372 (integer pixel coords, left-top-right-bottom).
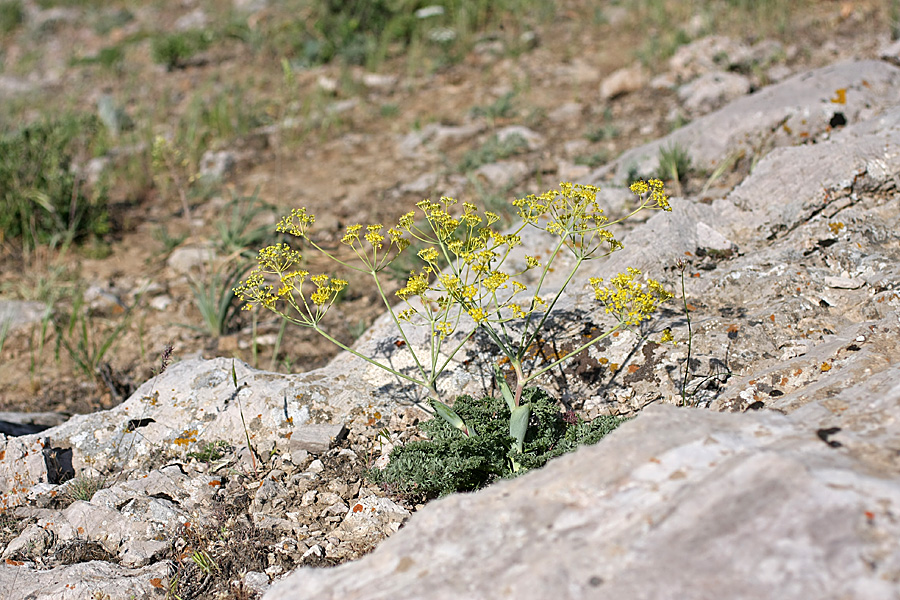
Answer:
xmin=509 ymin=402 xmax=531 ymax=454
xmin=431 ymin=398 xmax=475 ymax=438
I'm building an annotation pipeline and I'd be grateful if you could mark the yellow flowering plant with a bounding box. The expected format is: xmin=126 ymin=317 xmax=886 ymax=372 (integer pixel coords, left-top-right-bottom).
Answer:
xmin=235 ymin=181 xmax=672 ymax=449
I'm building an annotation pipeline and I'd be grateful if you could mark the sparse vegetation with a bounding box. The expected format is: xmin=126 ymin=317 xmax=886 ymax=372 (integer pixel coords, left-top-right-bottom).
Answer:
xmin=0 ymin=1 xmax=24 ymax=35
xmin=63 ymin=475 xmax=106 ymax=502
xmin=187 ymin=258 xmax=248 ymax=338
xmin=187 ymin=440 xmax=230 ymax=462
xmin=369 ymin=388 xmax=628 ymax=500
xmin=457 ymin=133 xmax=529 ymax=172
xmin=0 ymin=114 xmax=109 ymax=252
xmin=151 ymin=29 xmax=214 ymax=71
xmin=657 ymin=142 xmax=693 ymax=187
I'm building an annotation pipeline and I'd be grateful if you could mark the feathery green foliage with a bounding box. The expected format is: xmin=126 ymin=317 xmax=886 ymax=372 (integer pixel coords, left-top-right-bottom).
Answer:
xmin=369 ymin=388 xmax=628 ymax=500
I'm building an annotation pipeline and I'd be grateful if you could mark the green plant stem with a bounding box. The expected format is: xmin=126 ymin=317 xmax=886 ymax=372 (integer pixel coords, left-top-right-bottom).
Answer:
xmin=268 ymin=317 xmax=287 ymax=372
xmin=370 ymin=269 xmax=432 ymax=390
xmin=520 ymin=321 xmax=625 ymax=389
xmin=679 ymin=266 xmax=692 ymax=406
xmin=305 ymin=322 xmax=429 ymax=391
xmin=519 ymin=237 xmax=570 ymax=348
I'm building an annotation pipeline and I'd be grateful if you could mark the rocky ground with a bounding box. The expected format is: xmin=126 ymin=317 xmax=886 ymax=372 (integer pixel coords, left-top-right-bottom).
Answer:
xmin=0 ymin=1 xmax=899 ymax=598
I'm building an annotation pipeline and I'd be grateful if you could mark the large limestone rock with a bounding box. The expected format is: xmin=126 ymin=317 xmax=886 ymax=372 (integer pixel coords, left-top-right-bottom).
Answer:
xmin=590 ymin=59 xmax=900 ymax=185
xmin=263 ymin=61 xmax=900 ymax=598
xmin=266 ymin=375 xmax=900 ymax=599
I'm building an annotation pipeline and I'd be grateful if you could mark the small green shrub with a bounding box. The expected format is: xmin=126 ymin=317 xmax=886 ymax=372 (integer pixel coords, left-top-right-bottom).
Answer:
xmin=187 ymin=259 xmax=248 ymax=338
xmin=72 ymin=45 xmax=124 ymax=70
xmin=656 ymin=143 xmax=692 ymax=184
xmin=187 ymin=441 xmax=230 ymax=462
xmin=0 ymin=114 xmax=109 ymax=250
xmin=369 ymin=388 xmax=628 ymax=500
xmin=584 ymin=123 xmax=619 ymax=143
xmin=214 ymin=190 xmax=276 ymax=257
xmin=64 ymin=475 xmax=106 ymax=502
xmin=53 ymin=288 xmax=139 ymax=384
xmin=470 ymin=91 xmax=517 ymax=126
xmin=150 ymin=29 xmax=213 ymax=71
xmin=0 ymin=1 xmax=25 ymax=35
xmin=289 ymin=0 xmax=419 ymax=66
xmin=457 ymin=133 xmax=528 ymax=172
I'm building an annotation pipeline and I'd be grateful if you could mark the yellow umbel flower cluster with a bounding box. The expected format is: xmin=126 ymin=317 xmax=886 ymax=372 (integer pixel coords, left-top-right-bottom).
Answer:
xmin=589 ymin=268 xmax=673 ymax=326
xmin=234 ymin=180 xmax=673 ymax=410
xmin=629 ymin=178 xmax=671 ymax=211
xmin=389 ymin=193 xmax=543 ymax=340
xmin=233 ymin=243 xmax=346 ymax=327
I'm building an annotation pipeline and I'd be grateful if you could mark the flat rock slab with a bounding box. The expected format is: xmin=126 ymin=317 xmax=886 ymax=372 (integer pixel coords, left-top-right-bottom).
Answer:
xmin=0 ymin=560 xmax=171 ymax=600
xmin=589 ymin=59 xmax=900 ymax=184
xmin=0 ymin=300 xmax=47 ymax=332
xmin=0 ymin=358 xmax=377 ymax=507
xmin=265 ymin=371 xmax=900 ymax=600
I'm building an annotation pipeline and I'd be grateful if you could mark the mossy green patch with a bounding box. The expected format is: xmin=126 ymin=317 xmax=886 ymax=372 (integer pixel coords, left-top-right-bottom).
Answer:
xmin=369 ymin=388 xmax=628 ymax=501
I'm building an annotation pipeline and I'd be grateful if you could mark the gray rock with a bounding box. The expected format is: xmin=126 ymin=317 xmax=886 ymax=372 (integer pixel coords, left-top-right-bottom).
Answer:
xmin=244 ymin=570 xmax=271 ymax=594
xmin=669 ymin=35 xmax=753 ymax=82
xmin=0 ymin=300 xmax=49 ymax=333
xmin=398 ymin=122 xmax=486 ymax=158
xmin=474 ymin=160 xmax=530 ymax=187
xmin=399 ymin=172 xmax=439 ymax=195
xmin=592 ymin=60 xmax=900 ymax=184
xmin=175 ymin=8 xmax=208 ymax=31
xmin=265 ymin=381 xmax=900 ymax=600
xmin=880 ymin=37 xmax=900 ymax=67
xmin=547 ymin=102 xmax=583 ymax=123
xmin=199 ymin=149 xmax=236 ymax=181
xmin=599 ymin=64 xmax=648 ymax=100
xmin=677 ymin=70 xmax=751 ymax=115
xmin=0 ymin=560 xmax=171 ymax=599
xmin=0 ymin=75 xmax=38 ymax=97
xmin=288 ymin=423 xmax=348 ymax=455
xmin=166 ymin=244 xmax=217 ymax=274
xmin=0 ymin=412 xmax=67 ymax=437
xmin=496 ymin=125 xmax=544 ymax=151
xmin=360 ymin=72 xmax=398 ymax=90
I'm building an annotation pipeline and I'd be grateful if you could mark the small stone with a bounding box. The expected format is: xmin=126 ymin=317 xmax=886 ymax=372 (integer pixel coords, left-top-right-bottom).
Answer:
xmin=361 ymin=73 xmax=397 ymax=89
xmin=321 ymin=501 xmax=349 ymax=517
xmin=600 ymin=64 xmax=648 ymax=100
xmin=166 ymin=245 xmax=217 ymax=275
xmin=149 ymin=295 xmax=173 ymax=311
xmin=291 ymin=449 xmax=309 ymax=466
xmin=290 ymin=424 xmax=348 ymax=455
xmin=678 ymin=71 xmax=751 ymax=116
xmin=496 ymin=126 xmax=544 ymax=151
xmin=242 ymin=571 xmax=270 ymax=594
xmin=474 ymin=160 xmax=530 ymax=187
xmin=301 ymin=490 xmax=317 ymax=507
xmin=198 ymin=150 xmax=236 ymax=181
xmin=824 ymin=276 xmax=864 ymax=290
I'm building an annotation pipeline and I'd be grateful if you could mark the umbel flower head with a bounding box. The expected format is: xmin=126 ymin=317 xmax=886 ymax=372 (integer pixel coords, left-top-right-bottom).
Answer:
xmin=233 ymin=243 xmax=346 ymax=326
xmin=589 ymin=268 xmax=673 ymax=326
xmin=234 ymin=180 xmax=673 ymax=415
